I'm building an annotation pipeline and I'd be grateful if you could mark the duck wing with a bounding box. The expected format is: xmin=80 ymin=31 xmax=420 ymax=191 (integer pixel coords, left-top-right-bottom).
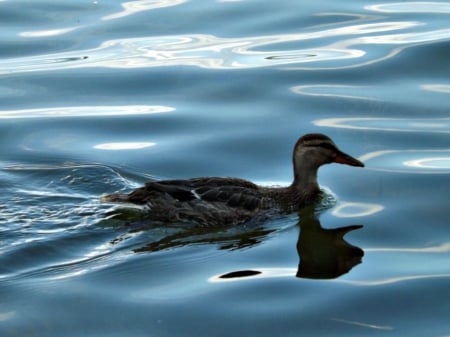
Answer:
xmin=125 ymin=177 xmax=264 ymax=211
xmin=103 ymin=177 xmax=271 ymax=227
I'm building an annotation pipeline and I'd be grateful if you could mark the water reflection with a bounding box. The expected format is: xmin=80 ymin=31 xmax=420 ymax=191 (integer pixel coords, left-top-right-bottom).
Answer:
xmin=19 ymin=27 xmax=80 ymax=38
xmin=1 ymin=1 xmax=449 ymax=75
xmin=119 ymin=204 xmax=365 ymax=280
xmin=2 ymin=17 xmax=440 ymax=74
xmin=214 ymin=206 xmax=365 ymax=281
xmin=421 ymin=84 xmax=450 ymax=94
xmin=332 ymin=201 xmax=384 ymax=218
xmin=125 ymin=221 xmax=276 ymax=252
xmin=93 ymin=142 xmax=156 ymax=150
xmin=366 ymin=2 xmax=450 ymax=13
xmin=296 ymin=206 xmax=364 ymax=279
xmin=102 ymin=0 xmax=187 ymax=21
xmin=360 ymin=149 xmax=450 ymax=173
xmin=292 ymin=84 xmax=377 ymax=101
xmin=0 ymin=105 xmax=173 ymax=119
xmin=314 ymin=117 xmax=450 ymax=133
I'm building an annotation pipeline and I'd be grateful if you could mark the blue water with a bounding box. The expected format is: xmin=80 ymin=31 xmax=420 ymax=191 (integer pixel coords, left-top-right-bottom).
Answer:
xmin=1 ymin=1 xmax=450 ymax=336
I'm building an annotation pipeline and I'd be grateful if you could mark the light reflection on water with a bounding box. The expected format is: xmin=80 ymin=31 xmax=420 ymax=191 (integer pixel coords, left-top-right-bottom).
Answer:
xmin=93 ymin=142 xmax=157 ymax=150
xmin=292 ymin=85 xmax=378 ymax=101
xmin=367 ymin=2 xmax=450 ymax=13
xmin=3 ymin=18 xmax=449 ymax=74
xmin=422 ymin=83 xmax=450 ymax=94
xmin=19 ymin=27 xmax=81 ymax=38
xmin=366 ymin=242 xmax=450 ymax=253
xmin=313 ymin=117 xmax=450 ymax=133
xmin=331 ymin=202 xmax=384 ymax=218
xmin=359 ymin=149 xmax=450 ymax=173
xmin=0 ymin=105 xmax=173 ymax=119
xmin=102 ymin=0 xmax=188 ymax=21
xmin=338 ymin=273 xmax=450 ymax=286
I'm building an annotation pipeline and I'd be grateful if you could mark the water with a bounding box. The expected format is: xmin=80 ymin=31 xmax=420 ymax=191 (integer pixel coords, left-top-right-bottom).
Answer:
xmin=1 ymin=0 xmax=450 ymax=336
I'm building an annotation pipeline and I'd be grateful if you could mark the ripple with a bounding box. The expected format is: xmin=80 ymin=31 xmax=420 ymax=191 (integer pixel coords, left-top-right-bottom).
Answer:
xmin=339 ymin=273 xmax=450 ymax=286
xmin=102 ymin=0 xmax=187 ymax=21
xmin=19 ymin=26 xmax=80 ymax=38
xmin=0 ymin=20 xmax=434 ymax=73
xmin=332 ymin=202 xmax=384 ymax=218
xmin=360 ymin=149 xmax=450 ymax=173
xmin=0 ymin=105 xmax=173 ymax=119
xmin=331 ymin=318 xmax=393 ymax=331
xmin=404 ymin=157 xmax=450 ymax=170
xmin=67 ymin=33 xmax=365 ymax=70
xmin=292 ymin=84 xmax=378 ymax=101
xmin=313 ymin=117 xmax=450 ymax=133
xmin=367 ymin=2 xmax=450 ymax=13
xmin=93 ymin=142 xmax=156 ymax=150
xmin=421 ymin=84 xmax=450 ymax=94
xmin=0 ymin=163 xmax=134 ymax=281
xmin=365 ymin=242 xmax=450 ymax=253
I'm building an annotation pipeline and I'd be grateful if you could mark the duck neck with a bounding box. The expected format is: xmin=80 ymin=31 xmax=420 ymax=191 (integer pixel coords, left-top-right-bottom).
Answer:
xmin=291 ymin=160 xmax=320 ymax=197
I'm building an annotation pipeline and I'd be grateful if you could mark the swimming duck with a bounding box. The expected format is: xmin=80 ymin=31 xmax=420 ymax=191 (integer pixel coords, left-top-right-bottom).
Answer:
xmin=104 ymin=133 xmax=364 ymax=227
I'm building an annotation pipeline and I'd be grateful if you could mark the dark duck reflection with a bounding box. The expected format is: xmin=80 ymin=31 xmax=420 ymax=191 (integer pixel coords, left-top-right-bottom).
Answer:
xmin=133 ymin=225 xmax=276 ymax=253
xmin=296 ymin=206 xmax=364 ymax=279
xmin=103 ymin=206 xmax=279 ymax=252
xmin=219 ymin=205 xmax=364 ymax=280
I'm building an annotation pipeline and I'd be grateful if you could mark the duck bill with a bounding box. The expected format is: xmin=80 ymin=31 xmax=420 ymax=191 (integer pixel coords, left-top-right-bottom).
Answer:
xmin=334 ymin=150 xmax=364 ymax=167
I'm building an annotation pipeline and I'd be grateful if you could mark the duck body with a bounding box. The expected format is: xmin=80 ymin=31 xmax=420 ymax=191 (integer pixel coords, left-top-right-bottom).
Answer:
xmin=104 ymin=134 xmax=364 ymax=227
xmin=105 ymin=177 xmax=317 ymax=227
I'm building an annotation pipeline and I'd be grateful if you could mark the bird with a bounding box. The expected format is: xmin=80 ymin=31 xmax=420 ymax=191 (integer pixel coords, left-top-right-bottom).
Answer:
xmin=103 ymin=133 xmax=364 ymax=227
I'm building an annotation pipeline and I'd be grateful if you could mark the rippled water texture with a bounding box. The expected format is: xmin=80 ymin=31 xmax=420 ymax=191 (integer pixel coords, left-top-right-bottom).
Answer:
xmin=1 ymin=1 xmax=449 ymax=336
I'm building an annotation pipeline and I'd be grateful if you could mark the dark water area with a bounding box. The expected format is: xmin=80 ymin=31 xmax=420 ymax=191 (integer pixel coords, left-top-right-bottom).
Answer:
xmin=1 ymin=1 xmax=450 ymax=336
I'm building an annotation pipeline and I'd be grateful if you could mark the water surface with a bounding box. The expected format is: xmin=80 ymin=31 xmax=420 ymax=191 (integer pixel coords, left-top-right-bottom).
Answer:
xmin=1 ymin=1 xmax=450 ymax=336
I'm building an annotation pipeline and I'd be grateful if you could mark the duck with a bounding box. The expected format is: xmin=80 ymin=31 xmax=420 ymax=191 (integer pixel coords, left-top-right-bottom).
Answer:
xmin=103 ymin=133 xmax=364 ymax=227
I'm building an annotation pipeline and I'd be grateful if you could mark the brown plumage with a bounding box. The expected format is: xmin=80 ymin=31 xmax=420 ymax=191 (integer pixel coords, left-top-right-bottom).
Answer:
xmin=103 ymin=133 xmax=364 ymax=227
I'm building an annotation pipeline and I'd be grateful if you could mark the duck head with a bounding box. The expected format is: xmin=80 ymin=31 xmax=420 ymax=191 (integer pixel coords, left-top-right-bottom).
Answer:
xmin=292 ymin=133 xmax=364 ymax=190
